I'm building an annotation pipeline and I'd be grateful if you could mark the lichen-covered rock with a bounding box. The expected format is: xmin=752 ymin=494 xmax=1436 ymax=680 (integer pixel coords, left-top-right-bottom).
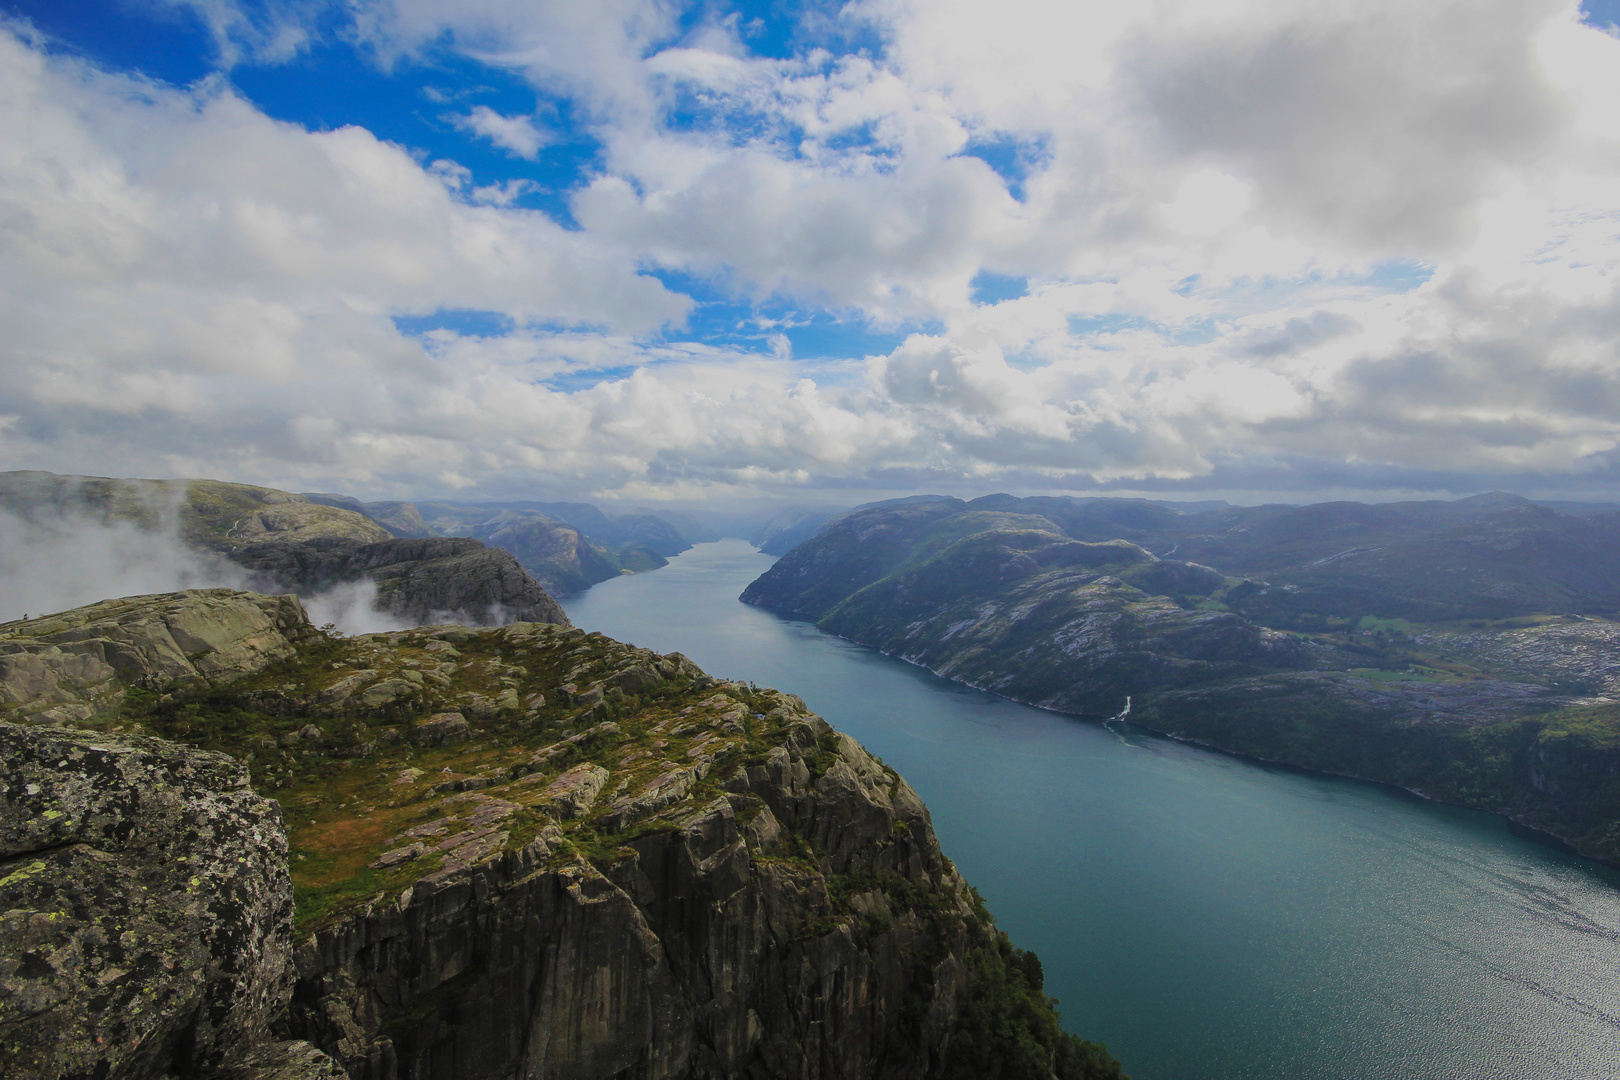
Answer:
xmin=536 ymin=762 xmax=609 ymax=818
xmin=0 ymin=589 xmax=311 ymax=723
xmin=0 ymin=723 xmax=295 ymax=1080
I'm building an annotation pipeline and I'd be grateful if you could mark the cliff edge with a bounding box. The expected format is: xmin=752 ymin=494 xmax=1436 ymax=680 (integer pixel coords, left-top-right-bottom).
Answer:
xmin=0 ymin=590 xmax=1125 ymax=1080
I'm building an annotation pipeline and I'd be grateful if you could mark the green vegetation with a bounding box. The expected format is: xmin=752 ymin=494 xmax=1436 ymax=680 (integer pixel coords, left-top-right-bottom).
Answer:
xmin=1356 ymin=615 xmax=1415 ymax=634
xmin=1137 ymin=683 xmax=1620 ymax=862
xmin=948 ymin=930 xmax=1127 ymax=1080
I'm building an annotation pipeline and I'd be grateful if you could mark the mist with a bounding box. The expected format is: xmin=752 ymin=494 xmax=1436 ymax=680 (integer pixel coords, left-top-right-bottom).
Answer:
xmin=0 ymin=509 xmax=412 ymax=637
xmin=301 ymin=579 xmax=417 ymax=636
xmin=0 ymin=508 xmax=252 ymax=623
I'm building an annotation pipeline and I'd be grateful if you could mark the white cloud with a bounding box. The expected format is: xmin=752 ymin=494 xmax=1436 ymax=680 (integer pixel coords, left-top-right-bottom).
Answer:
xmin=4 ymin=3 xmax=1620 ymax=503
xmin=455 ymin=105 xmax=550 ymax=158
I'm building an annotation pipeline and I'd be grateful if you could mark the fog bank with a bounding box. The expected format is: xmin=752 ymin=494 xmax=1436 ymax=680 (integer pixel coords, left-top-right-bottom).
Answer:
xmin=0 ymin=509 xmax=409 ymax=636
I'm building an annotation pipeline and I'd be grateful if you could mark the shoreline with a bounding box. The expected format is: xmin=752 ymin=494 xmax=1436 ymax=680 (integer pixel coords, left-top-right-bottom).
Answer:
xmin=740 ymin=596 xmax=1620 ymax=876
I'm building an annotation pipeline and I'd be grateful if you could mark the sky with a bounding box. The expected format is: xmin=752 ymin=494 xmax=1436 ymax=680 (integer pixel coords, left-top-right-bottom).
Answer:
xmin=1 ymin=0 xmax=1619 ymax=508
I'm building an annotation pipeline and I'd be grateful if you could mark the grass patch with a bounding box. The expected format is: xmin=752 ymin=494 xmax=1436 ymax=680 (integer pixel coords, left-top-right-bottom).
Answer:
xmin=1356 ymin=615 xmax=1415 ymax=634
xmin=1346 ymin=666 xmax=1458 ymax=683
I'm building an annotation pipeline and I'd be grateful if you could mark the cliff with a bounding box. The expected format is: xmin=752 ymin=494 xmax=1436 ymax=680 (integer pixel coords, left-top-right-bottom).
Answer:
xmin=415 ymin=504 xmax=689 ymax=595
xmin=0 ymin=590 xmax=1125 ymax=1080
xmin=228 ymin=536 xmax=570 ymax=627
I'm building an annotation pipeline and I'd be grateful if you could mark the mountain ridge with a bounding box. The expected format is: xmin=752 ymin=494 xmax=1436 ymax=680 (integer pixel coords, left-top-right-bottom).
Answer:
xmin=741 ymin=496 xmax=1620 ymax=864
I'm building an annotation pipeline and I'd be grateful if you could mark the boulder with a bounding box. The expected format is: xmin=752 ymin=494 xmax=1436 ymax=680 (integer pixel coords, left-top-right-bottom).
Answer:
xmin=535 ymin=763 xmax=610 ymax=818
xmin=0 ymin=723 xmax=298 ymax=1079
xmin=414 ymin=712 xmax=471 ymax=747
xmin=357 ymin=678 xmax=417 ymax=709
xmin=0 ymin=590 xmax=310 ymax=722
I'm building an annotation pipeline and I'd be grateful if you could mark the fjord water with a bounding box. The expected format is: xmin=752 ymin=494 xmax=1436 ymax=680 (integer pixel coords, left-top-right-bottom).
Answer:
xmin=561 ymin=540 xmax=1620 ymax=1080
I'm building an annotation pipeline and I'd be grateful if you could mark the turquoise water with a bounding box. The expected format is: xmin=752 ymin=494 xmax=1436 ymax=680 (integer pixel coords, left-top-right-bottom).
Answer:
xmin=561 ymin=540 xmax=1620 ymax=1080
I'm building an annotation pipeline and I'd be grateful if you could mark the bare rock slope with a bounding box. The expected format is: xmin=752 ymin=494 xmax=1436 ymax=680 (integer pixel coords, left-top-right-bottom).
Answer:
xmin=0 ymin=589 xmax=311 ymax=725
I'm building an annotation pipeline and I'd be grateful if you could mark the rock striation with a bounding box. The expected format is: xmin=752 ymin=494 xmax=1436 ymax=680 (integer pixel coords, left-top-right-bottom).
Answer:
xmin=0 ymin=591 xmax=1125 ymax=1080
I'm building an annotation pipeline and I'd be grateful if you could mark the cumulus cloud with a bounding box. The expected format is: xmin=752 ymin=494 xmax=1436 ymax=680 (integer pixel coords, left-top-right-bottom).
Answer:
xmin=455 ymin=105 xmax=550 ymax=158
xmin=2 ymin=3 xmax=1620 ymax=503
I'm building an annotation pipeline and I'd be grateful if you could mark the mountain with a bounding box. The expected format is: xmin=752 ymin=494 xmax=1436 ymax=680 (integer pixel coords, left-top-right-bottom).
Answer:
xmin=741 ymin=496 xmax=1620 ymax=864
xmin=229 ymin=535 xmax=569 ymax=626
xmin=1 ymin=589 xmax=1126 ymax=1080
xmin=1230 ymin=504 xmax=1620 ymax=626
xmin=742 ymin=504 xmax=1304 ymax=715
xmin=750 ymin=506 xmax=846 ymax=555
xmin=1 ymin=472 xmax=567 ymax=629
xmin=298 ymin=493 xmax=718 ymax=595
xmin=435 ymin=500 xmax=695 ymax=556
xmin=303 ymin=492 xmax=437 ymax=538
xmin=631 ymin=506 xmax=722 ymax=544
xmin=1 ymin=470 xmax=392 ymax=549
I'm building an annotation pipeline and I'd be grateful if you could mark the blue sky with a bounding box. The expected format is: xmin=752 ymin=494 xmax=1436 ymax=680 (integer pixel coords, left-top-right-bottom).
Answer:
xmin=2 ymin=0 xmax=1619 ymax=504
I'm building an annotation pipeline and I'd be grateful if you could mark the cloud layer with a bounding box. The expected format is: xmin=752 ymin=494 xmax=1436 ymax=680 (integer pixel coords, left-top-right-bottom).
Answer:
xmin=2 ymin=2 xmax=1619 ymax=503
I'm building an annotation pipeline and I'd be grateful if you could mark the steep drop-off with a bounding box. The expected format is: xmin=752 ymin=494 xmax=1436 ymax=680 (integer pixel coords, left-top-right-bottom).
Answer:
xmin=0 ymin=590 xmax=1124 ymax=1080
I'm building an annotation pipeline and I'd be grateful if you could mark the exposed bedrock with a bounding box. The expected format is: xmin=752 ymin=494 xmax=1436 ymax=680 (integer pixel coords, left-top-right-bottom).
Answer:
xmin=1 ymin=589 xmax=1122 ymax=1080
xmin=287 ymin=716 xmax=978 ymax=1080
xmin=0 ymin=722 xmax=339 ymax=1080
xmin=0 ymin=589 xmax=312 ymax=724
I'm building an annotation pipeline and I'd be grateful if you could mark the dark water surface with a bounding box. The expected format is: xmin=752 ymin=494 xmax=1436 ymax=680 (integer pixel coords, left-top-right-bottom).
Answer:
xmin=561 ymin=540 xmax=1620 ymax=1080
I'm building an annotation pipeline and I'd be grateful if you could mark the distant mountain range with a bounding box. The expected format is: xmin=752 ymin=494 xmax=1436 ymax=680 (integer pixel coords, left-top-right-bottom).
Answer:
xmin=741 ymin=492 xmax=1620 ymax=866
xmin=302 ymin=493 xmax=723 ymax=596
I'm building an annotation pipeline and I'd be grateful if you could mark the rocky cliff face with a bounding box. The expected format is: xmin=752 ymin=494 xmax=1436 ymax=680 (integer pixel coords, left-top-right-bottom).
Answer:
xmin=0 ymin=471 xmax=567 ymax=632
xmin=414 ymin=504 xmax=678 ymax=596
xmin=227 ymin=537 xmax=570 ymax=628
xmin=0 ymin=590 xmax=1124 ymax=1080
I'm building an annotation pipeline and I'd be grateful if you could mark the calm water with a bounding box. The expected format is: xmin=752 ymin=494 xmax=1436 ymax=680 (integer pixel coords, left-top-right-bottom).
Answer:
xmin=561 ymin=540 xmax=1620 ymax=1080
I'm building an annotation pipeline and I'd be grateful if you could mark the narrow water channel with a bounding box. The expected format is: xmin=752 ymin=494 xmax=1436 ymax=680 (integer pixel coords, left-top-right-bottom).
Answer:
xmin=561 ymin=539 xmax=1620 ymax=1080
